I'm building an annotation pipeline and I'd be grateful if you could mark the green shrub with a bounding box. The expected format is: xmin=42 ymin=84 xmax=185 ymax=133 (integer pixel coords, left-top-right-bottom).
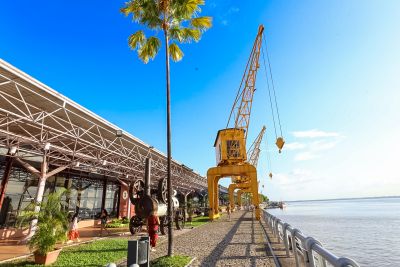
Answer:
xmin=106 ymin=218 xmax=129 ymax=228
xmin=18 ymin=190 xmax=69 ymax=255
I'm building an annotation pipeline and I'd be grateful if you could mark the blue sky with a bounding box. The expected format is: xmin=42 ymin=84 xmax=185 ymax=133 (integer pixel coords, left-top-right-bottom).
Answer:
xmin=1 ymin=1 xmax=399 ymax=201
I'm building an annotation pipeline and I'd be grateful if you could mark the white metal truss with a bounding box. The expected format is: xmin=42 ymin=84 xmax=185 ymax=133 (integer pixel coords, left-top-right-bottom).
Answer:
xmin=0 ymin=59 xmax=207 ymax=194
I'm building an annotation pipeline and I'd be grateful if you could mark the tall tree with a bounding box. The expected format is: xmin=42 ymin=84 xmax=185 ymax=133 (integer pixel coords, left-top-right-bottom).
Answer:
xmin=121 ymin=0 xmax=212 ymax=256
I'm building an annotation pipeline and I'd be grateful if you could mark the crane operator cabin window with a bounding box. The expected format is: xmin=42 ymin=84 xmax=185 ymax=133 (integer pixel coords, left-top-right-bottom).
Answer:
xmin=227 ymin=140 xmax=240 ymax=158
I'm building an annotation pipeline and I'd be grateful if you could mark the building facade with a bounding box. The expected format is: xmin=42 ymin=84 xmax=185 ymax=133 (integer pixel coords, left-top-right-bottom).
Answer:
xmin=0 ymin=59 xmax=207 ymax=239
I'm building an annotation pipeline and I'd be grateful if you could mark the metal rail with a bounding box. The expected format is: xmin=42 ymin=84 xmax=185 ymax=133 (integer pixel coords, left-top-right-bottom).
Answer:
xmin=261 ymin=209 xmax=360 ymax=267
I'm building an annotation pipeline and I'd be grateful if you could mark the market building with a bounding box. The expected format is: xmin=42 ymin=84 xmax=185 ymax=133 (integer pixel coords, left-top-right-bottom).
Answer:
xmin=0 ymin=59 xmax=209 ymax=239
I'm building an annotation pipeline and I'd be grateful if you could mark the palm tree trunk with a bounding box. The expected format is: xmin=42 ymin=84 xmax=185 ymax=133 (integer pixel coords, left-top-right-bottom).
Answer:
xmin=164 ymin=30 xmax=174 ymax=256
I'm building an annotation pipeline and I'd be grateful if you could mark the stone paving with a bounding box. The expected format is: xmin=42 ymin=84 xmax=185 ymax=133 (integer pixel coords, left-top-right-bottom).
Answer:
xmin=147 ymin=210 xmax=275 ymax=267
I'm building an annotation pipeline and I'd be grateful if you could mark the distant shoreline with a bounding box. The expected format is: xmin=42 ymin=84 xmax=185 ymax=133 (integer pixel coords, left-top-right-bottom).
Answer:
xmin=284 ymin=195 xmax=400 ymax=203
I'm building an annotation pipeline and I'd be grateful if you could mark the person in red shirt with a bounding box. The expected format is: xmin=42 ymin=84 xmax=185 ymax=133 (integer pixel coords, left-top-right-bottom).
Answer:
xmin=147 ymin=210 xmax=160 ymax=251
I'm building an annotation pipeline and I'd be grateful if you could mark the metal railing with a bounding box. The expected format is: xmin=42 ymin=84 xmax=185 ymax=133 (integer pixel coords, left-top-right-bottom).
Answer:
xmin=261 ymin=209 xmax=360 ymax=267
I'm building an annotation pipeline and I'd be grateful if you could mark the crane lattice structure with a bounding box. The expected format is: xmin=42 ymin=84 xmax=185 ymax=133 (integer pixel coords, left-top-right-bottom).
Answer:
xmin=227 ymin=26 xmax=264 ymax=141
xmin=247 ymin=126 xmax=266 ymax=168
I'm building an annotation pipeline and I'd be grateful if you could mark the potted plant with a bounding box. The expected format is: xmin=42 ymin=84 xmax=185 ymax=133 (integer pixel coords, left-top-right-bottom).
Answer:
xmin=19 ymin=190 xmax=69 ymax=265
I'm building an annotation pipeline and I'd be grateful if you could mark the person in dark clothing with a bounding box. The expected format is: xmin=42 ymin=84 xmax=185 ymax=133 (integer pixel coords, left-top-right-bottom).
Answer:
xmin=100 ymin=209 xmax=110 ymax=236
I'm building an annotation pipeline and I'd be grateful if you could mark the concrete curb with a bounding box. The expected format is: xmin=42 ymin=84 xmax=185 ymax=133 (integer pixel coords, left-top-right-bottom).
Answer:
xmin=185 ymin=256 xmax=197 ymax=267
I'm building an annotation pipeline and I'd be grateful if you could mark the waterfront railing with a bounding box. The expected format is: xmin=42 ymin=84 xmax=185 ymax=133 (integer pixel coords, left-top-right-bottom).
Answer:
xmin=261 ymin=209 xmax=360 ymax=267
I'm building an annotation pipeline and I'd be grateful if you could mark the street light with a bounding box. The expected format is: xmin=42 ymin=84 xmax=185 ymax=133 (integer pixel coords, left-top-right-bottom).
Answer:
xmin=8 ymin=146 xmax=17 ymax=155
xmin=44 ymin=142 xmax=51 ymax=151
xmin=116 ymin=130 xmax=123 ymax=137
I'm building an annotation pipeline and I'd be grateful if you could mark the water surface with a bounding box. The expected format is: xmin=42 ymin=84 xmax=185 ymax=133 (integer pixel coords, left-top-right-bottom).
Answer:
xmin=268 ymin=197 xmax=400 ymax=267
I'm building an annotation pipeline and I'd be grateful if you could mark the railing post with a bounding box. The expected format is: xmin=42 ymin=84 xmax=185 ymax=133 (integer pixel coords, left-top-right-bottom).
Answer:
xmin=290 ymin=229 xmax=301 ymax=267
xmin=304 ymin=237 xmax=321 ymax=267
xmin=282 ymin=223 xmax=290 ymax=257
xmin=275 ymin=219 xmax=282 ymax=243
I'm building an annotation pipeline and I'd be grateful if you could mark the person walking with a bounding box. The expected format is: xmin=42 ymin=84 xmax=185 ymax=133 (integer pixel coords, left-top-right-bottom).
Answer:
xmin=67 ymin=213 xmax=80 ymax=243
xmin=147 ymin=210 xmax=160 ymax=252
xmin=226 ymin=204 xmax=231 ymax=221
xmin=100 ymin=209 xmax=110 ymax=236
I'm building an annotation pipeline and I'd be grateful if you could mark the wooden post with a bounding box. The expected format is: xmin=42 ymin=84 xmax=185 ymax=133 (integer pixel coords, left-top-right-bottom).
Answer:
xmin=101 ymin=178 xmax=107 ymax=211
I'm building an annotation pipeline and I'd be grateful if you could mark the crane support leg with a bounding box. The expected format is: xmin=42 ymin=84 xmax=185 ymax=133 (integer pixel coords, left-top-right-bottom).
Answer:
xmin=237 ymin=190 xmax=243 ymax=206
xmin=207 ymin=164 xmax=260 ymax=220
xmin=228 ymin=184 xmax=237 ymax=211
xmin=250 ymin=175 xmax=261 ymax=219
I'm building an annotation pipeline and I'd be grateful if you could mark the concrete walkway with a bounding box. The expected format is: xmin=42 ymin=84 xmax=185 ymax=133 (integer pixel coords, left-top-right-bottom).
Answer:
xmin=147 ymin=211 xmax=277 ymax=267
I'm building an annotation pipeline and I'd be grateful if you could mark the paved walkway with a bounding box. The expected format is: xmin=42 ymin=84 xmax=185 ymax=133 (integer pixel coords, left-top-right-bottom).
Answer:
xmin=148 ymin=211 xmax=276 ymax=267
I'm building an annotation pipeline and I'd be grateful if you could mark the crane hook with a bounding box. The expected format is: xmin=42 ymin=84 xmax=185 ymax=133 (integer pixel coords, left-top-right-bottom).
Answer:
xmin=275 ymin=137 xmax=285 ymax=153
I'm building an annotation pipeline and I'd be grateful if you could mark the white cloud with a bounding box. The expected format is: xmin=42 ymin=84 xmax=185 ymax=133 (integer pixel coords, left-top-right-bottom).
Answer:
xmin=228 ymin=7 xmax=240 ymax=14
xmin=286 ymin=129 xmax=344 ymax=161
xmin=272 ymin=169 xmax=316 ymax=186
xmin=285 ymin=142 xmax=306 ymax=150
xmin=217 ymin=6 xmax=240 ymax=26
xmin=292 ymin=129 xmax=341 ymax=138
xmin=294 ymin=151 xmax=318 ymax=161
xmin=309 ymin=140 xmax=340 ymax=151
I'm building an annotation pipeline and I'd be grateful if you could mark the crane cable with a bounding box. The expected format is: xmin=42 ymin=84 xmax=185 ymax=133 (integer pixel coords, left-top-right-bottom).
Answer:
xmin=262 ymin=35 xmax=283 ymax=138
xmin=261 ymin=48 xmax=278 ymax=139
xmin=264 ymin=133 xmax=273 ymax=179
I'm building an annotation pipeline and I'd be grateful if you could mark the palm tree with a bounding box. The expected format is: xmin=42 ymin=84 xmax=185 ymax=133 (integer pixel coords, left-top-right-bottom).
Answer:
xmin=121 ymin=0 xmax=212 ymax=256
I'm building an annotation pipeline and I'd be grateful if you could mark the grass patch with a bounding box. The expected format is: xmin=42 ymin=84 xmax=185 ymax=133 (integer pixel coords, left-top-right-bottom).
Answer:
xmin=1 ymin=238 xmax=129 ymax=267
xmin=187 ymin=216 xmax=209 ymax=227
xmin=150 ymin=255 xmax=192 ymax=267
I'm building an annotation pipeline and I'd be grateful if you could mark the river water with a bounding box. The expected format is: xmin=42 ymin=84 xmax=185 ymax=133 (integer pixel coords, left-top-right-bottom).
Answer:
xmin=267 ymin=197 xmax=400 ymax=267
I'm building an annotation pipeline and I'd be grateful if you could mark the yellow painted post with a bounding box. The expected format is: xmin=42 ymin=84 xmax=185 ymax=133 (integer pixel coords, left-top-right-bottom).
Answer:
xmin=228 ymin=184 xmax=237 ymax=211
xmin=207 ymin=173 xmax=215 ymax=220
xmin=213 ymin=177 xmax=220 ymax=219
xmin=250 ymin=172 xmax=261 ymax=220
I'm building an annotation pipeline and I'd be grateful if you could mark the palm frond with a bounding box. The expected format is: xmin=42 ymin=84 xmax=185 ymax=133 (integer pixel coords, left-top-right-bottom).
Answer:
xmin=182 ymin=28 xmax=201 ymax=42
xmin=190 ymin=16 xmax=212 ymax=31
xmin=139 ymin=0 xmax=163 ymax=29
xmin=121 ymin=0 xmax=144 ymax=21
xmin=169 ymin=27 xmax=184 ymax=42
xmin=138 ymin=36 xmax=161 ymax=63
xmin=172 ymin=0 xmax=204 ymax=20
xmin=128 ymin=30 xmax=146 ymax=50
xmin=169 ymin=43 xmax=184 ymax=62
xmin=122 ymin=0 xmax=212 ymax=62
xmin=122 ymin=0 xmax=162 ymax=28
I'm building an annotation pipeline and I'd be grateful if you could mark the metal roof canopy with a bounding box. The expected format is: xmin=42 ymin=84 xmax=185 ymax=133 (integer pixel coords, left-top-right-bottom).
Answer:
xmin=0 ymin=59 xmax=207 ymax=193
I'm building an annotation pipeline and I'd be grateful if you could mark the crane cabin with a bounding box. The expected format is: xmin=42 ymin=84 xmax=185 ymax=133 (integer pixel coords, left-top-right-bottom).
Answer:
xmin=214 ymin=128 xmax=247 ymax=166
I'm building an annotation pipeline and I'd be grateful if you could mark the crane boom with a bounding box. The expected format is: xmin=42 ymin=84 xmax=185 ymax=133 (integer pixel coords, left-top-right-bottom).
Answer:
xmin=247 ymin=126 xmax=266 ymax=167
xmin=227 ymin=25 xmax=264 ymax=141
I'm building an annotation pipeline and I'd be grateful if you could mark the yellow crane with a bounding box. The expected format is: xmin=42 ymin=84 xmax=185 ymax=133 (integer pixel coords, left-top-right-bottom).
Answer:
xmin=207 ymin=24 xmax=285 ymax=221
xmin=207 ymin=25 xmax=265 ymax=220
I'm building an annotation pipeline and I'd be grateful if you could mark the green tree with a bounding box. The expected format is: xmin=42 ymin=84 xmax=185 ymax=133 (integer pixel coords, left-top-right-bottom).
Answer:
xmin=121 ymin=0 xmax=212 ymax=256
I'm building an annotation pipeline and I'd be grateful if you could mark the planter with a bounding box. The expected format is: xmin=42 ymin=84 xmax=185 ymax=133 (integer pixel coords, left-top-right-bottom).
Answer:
xmin=34 ymin=248 xmax=62 ymax=265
